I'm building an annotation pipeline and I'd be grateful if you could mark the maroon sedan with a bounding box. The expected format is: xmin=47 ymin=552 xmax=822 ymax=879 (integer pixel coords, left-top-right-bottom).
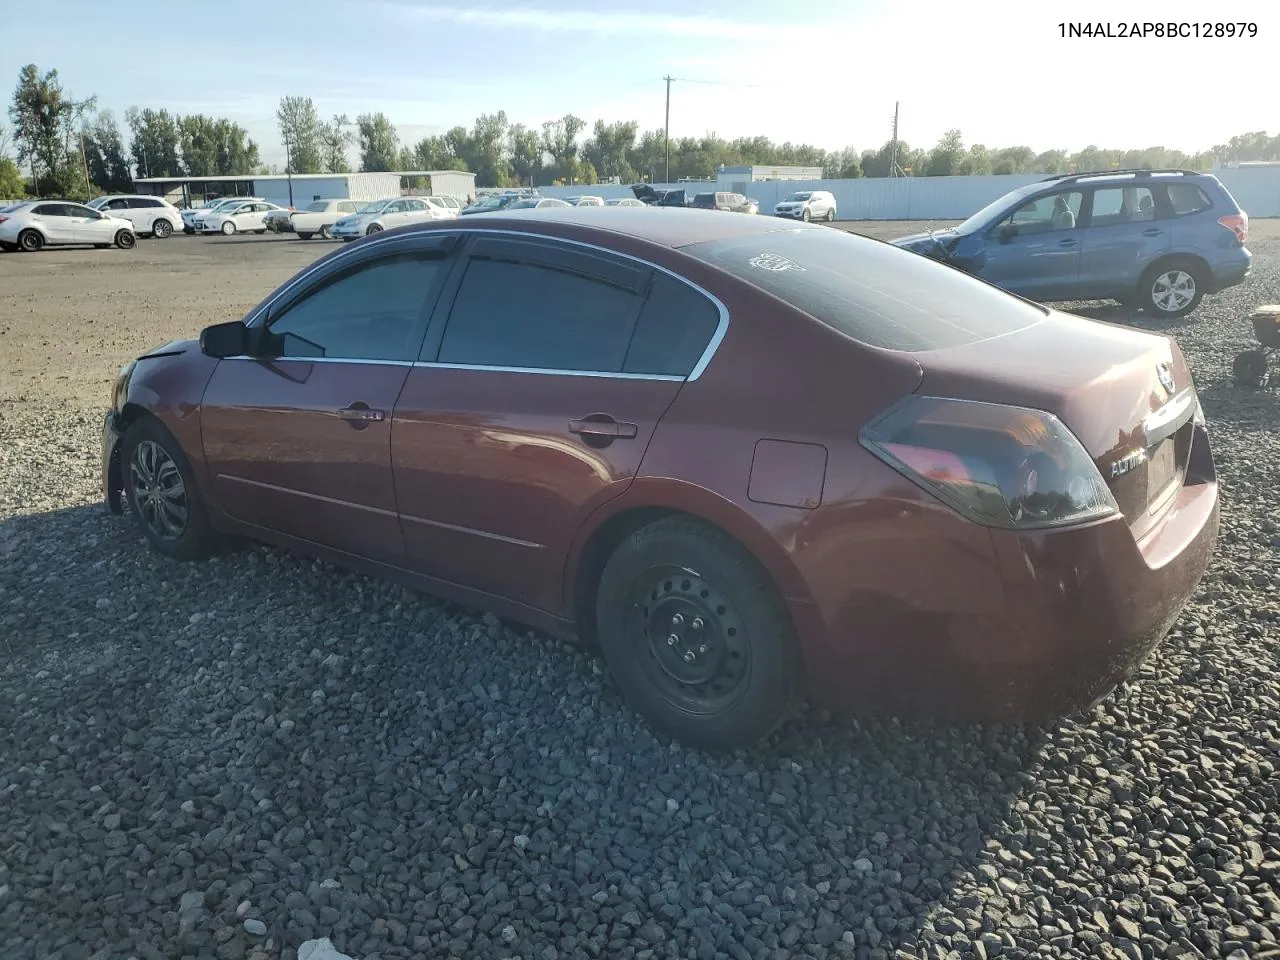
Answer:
xmin=102 ymin=208 xmax=1219 ymax=750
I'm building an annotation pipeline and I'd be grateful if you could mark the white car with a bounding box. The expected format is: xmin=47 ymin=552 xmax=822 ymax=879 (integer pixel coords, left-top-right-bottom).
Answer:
xmin=330 ymin=197 xmax=450 ymax=241
xmin=606 ymin=198 xmax=647 ymax=207
xmin=290 ymin=199 xmax=369 ymax=240
xmin=427 ymin=196 xmax=462 ymax=217
xmin=196 ymin=200 xmax=287 ymax=235
xmin=774 ymin=190 xmax=837 ymax=222
xmin=503 ymin=197 xmax=573 ymax=210
xmin=0 ymin=200 xmax=136 ymax=252
xmin=182 ymin=197 xmax=264 ymax=233
xmin=87 ymin=195 xmax=184 ymax=239
xmin=564 ymin=195 xmax=605 ymax=207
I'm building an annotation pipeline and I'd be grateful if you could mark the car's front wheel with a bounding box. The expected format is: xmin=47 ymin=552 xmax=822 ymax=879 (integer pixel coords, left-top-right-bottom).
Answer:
xmin=366 ymin=223 xmax=384 ymax=235
xmin=152 ymin=219 xmax=173 ymax=239
xmin=122 ymin=417 xmax=219 ymax=561
xmin=1139 ymin=259 xmax=1204 ymax=318
xmin=115 ymin=230 xmax=136 ymax=249
xmin=318 ymin=225 xmax=331 ymax=239
xmin=595 ymin=516 xmax=802 ymax=751
xmin=221 ymin=221 xmax=236 ymax=236
xmin=801 ymin=208 xmax=811 ymax=222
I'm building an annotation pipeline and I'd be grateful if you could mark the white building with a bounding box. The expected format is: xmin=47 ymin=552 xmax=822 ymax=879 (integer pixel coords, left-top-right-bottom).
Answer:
xmin=133 ymin=170 xmax=477 ymax=209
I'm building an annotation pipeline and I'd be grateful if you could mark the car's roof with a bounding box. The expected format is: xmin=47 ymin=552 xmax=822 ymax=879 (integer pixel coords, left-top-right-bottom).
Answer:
xmin=468 ymin=206 xmax=807 ymax=248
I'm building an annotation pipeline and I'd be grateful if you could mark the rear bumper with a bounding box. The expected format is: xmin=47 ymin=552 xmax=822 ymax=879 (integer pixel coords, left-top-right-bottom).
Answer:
xmin=802 ymin=426 xmax=1220 ymax=722
xmin=102 ymin=411 xmax=125 ymax=514
xmin=1207 ymin=248 xmax=1251 ymax=292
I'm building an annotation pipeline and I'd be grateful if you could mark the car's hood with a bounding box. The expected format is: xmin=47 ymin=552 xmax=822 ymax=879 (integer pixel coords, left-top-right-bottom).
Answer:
xmin=891 ymin=228 xmax=960 ymax=252
xmin=137 ymin=338 xmax=195 ymax=361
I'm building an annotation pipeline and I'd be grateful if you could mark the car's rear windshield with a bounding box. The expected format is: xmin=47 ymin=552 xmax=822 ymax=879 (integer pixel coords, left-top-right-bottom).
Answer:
xmin=305 ymin=201 xmax=328 ymax=212
xmin=681 ymin=227 xmax=1046 ymax=352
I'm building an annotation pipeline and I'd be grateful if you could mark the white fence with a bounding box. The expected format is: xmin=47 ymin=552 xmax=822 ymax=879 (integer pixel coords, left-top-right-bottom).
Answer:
xmin=531 ymin=166 xmax=1280 ymax=220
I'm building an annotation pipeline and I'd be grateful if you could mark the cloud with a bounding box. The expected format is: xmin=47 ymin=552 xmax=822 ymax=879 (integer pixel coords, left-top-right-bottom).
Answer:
xmin=368 ymin=1 xmax=811 ymax=41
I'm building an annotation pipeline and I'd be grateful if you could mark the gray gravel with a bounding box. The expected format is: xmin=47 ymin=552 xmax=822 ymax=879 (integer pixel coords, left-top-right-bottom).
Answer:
xmin=2 ymin=229 xmax=1280 ymax=960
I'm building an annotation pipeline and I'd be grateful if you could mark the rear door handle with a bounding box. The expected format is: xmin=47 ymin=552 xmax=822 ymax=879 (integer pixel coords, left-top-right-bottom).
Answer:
xmin=1142 ymin=228 xmax=1163 ymax=237
xmin=1057 ymin=238 xmax=1077 ymax=247
xmin=568 ymin=417 xmax=638 ymax=439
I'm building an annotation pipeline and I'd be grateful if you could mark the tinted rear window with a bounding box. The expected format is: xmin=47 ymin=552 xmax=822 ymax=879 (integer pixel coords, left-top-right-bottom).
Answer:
xmin=682 ymin=227 xmax=1045 ymax=352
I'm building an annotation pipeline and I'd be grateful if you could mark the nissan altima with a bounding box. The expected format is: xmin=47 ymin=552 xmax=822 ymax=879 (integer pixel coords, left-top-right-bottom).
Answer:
xmin=102 ymin=208 xmax=1219 ymax=750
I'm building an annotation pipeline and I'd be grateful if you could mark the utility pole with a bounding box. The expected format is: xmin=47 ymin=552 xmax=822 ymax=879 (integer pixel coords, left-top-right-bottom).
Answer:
xmin=78 ymin=131 xmax=92 ymax=198
xmin=889 ymin=101 xmax=900 ymax=178
xmin=663 ymin=75 xmax=673 ymax=184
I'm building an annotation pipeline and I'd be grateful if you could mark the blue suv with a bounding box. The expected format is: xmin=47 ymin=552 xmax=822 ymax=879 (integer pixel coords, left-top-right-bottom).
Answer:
xmin=892 ymin=169 xmax=1251 ymax=318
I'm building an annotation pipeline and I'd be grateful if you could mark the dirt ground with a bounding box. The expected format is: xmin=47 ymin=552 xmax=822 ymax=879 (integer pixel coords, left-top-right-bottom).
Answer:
xmin=2 ymin=219 xmax=1278 ymax=414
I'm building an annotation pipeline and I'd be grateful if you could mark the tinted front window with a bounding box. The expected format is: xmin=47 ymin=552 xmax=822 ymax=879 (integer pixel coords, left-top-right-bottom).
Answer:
xmin=438 ymin=257 xmax=641 ymax=372
xmin=624 ymin=274 xmax=720 ymax=376
xmin=266 ymin=253 xmax=444 ymax=362
xmin=683 ymin=228 xmax=1045 ymax=353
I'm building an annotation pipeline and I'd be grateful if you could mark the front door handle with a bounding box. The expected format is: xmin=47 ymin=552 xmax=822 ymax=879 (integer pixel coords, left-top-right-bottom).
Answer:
xmin=335 ymin=403 xmax=386 ymax=429
xmin=1142 ymin=228 xmax=1163 ymax=237
xmin=1057 ymin=238 xmax=1077 ymax=247
xmin=568 ymin=416 xmax=638 ymax=445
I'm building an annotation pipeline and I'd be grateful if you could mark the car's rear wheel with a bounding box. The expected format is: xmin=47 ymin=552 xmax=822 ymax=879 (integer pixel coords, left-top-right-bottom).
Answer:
xmin=221 ymin=221 xmax=236 ymax=235
xmin=318 ymin=225 xmax=331 ymax=239
xmin=1139 ymin=258 xmax=1204 ymax=318
xmin=595 ymin=516 xmax=802 ymax=750
xmin=152 ymin=219 xmax=173 ymax=239
xmin=826 ymin=208 xmax=836 ymax=222
xmin=115 ymin=230 xmax=136 ymax=249
xmin=297 ymin=231 xmax=314 ymax=240
xmin=18 ymin=229 xmax=43 ymax=252
xmin=122 ymin=417 xmax=219 ymax=561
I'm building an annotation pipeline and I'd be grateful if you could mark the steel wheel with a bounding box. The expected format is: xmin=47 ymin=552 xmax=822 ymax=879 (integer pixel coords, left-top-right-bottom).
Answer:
xmin=627 ymin=564 xmax=752 ymax=717
xmin=19 ymin=229 xmax=43 ymax=252
xmin=1150 ymin=269 xmax=1196 ymax=314
xmin=115 ymin=230 xmax=136 ymax=249
xmin=128 ymin=439 xmax=188 ymax=541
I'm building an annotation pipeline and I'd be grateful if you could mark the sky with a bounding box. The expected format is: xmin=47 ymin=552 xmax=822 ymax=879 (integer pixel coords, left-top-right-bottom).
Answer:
xmin=2 ymin=0 xmax=1276 ymax=169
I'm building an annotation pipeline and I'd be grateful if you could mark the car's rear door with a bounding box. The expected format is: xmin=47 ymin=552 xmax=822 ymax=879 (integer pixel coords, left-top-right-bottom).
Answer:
xmin=390 ymin=234 xmax=722 ymax=615
xmin=1075 ymin=183 xmax=1171 ymax=297
xmin=199 ymin=234 xmax=456 ymax=562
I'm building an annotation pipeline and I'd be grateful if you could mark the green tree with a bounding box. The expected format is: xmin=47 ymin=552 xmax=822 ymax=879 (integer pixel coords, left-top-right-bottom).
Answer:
xmin=540 ymin=114 xmax=585 ymax=183
xmin=581 ymin=120 xmax=637 ymax=182
xmin=177 ymin=114 xmax=259 ymax=176
xmin=125 ymin=106 xmax=181 ymax=178
xmin=506 ymin=123 xmax=542 ymax=185
xmin=9 ymin=64 xmax=95 ymax=194
xmin=461 ymin=111 xmax=511 ymax=187
xmin=320 ymin=113 xmax=353 ymax=173
xmin=413 ymin=133 xmax=466 ymax=172
xmin=276 ymin=95 xmax=323 ymax=173
xmin=356 ymin=112 xmax=399 ymax=171
xmin=0 ymin=156 xmax=25 ymax=197
xmin=924 ymin=129 xmax=964 ymax=176
xmin=626 ymin=129 xmax=666 ymax=181
xmin=82 ymin=110 xmax=133 ymax=192
xmin=959 ymin=144 xmax=991 ymax=176
xmin=1032 ymin=149 xmax=1068 ymax=174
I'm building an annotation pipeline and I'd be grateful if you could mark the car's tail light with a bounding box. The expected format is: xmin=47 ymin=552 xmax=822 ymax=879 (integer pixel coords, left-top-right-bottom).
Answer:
xmin=861 ymin=396 xmax=1119 ymax=530
xmin=0 ymin=216 xmax=7 ymax=225
xmin=1217 ymin=212 xmax=1248 ymax=244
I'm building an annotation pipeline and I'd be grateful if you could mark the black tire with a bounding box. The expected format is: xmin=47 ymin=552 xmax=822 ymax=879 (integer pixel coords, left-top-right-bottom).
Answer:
xmin=18 ymin=229 xmax=43 ymax=252
xmin=1138 ymin=258 xmax=1205 ymax=318
xmin=297 ymin=231 xmax=314 ymax=240
xmin=366 ymin=223 xmax=383 ymax=235
xmin=115 ymin=230 xmax=136 ymax=249
xmin=121 ymin=416 xmax=219 ymax=561
xmin=595 ymin=516 xmax=802 ymax=750
xmin=152 ymin=219 xmax=173 ymax=239
xmin=317 ymin=225 xmax=331 ymax=239
xmin=826 ymin=208 xmax=836 ymax=222
xmin=801 ymin=208 xmax=811 ymax=222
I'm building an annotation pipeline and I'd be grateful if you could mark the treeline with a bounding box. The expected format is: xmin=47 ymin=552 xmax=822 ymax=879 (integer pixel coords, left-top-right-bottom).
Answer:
xmin=3 ymin=64 xmax=261 ymax=198
xmin=5 ymin=62 xmax=1280 ymax=200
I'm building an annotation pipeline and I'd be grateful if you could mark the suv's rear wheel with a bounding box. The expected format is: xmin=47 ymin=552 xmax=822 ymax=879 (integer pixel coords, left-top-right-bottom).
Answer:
xmin=1139 ymin=258 xmax=1204 ymax=318
xmin=595 ymin=517 xmax=802 ymax=750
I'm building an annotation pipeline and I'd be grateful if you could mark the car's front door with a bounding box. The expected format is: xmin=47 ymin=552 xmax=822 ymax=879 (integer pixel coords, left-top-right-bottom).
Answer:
xmin=979 ymin=189 xmax=1085 ymax=300
xmin=199 ymin=238 xmax=453 ymax=562
xmin=76 ymin=206 xmax=120 ymax=244
xmin=391 ymin=235 xmax=722 ymax=615
xmin=1075 ymin=184 xmax=1171 ymax=297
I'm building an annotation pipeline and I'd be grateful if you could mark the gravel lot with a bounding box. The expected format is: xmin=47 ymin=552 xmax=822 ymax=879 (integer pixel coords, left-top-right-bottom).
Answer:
xmin=2 ymin=223 xmax=1279 ymax=960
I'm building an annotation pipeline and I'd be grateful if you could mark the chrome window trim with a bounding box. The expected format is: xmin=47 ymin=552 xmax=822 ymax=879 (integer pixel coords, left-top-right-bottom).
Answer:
xmin=242 ymin=227 xmax=730 ymax=382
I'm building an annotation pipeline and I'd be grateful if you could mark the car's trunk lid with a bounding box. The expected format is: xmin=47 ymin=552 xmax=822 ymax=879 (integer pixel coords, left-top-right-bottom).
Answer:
xmin=913 ymin=310 xmax=1198 ymax=538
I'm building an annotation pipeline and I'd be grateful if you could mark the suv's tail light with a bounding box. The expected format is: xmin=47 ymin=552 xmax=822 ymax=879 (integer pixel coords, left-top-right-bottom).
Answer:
xmin=1217 ymin=212 xmax=1248 ymax=244
xmin=861 ymin=396 xmax=1118 ymax=530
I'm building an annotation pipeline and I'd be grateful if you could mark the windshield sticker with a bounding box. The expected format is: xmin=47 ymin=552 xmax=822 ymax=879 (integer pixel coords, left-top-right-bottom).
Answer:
xmin=748 ymin=252 xmax=806 ymax=272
